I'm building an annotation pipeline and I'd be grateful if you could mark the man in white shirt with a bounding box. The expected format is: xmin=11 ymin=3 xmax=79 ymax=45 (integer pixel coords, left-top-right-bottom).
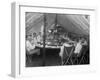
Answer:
xmin=26 ymin=34 xmax=35 ymax=51
xmin=26 ymin=33 xmax=40 ymax=55
xmin=74 ymin=38 xmax=87 ymax=55
xmin=26 ymin=39 xmax=36 ymax=52
xmin=37 ymin=32 xmax=42 ymax=42
xmin=26 ymin=34 xmax=40 ymax=63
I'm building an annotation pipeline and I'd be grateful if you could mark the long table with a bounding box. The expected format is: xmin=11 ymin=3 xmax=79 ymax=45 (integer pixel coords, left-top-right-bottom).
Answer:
xmin=35 ymin=44 xmax=61 ymax=55
xmin=36 ymin=44 xmax=61 ymax=49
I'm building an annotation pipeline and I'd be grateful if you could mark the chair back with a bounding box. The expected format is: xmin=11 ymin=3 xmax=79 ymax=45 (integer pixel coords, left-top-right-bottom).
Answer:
xmin=77 ymin=45 xmax=88 ymax=57
xmin=63 ymin=46 xmax=74 ymax=59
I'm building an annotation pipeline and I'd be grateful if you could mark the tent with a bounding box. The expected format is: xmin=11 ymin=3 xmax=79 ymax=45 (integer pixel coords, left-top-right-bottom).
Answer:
xmin=25 ymin=12 xmax=89 ymax=36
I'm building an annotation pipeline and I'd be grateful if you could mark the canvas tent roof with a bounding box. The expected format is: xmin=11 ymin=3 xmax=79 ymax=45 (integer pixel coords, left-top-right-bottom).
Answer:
xmin=26 ymin=13 xmax=89 ymax=36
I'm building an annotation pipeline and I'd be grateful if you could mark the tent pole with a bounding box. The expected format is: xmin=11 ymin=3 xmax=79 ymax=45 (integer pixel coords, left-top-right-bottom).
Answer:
xmin=55 ymin=14 xmax=57 ymax=26
xmin=42 ymin=13 xmax=46 ymax=66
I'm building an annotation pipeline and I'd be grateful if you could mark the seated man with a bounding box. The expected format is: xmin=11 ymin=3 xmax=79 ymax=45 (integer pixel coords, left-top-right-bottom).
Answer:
xmin=74 ymin=38 xmax=87 ymax=56
xmin=37 ymin=32 xmax=42 ymax=43
xmin=26 ymin=34 xmax=40 ymax=55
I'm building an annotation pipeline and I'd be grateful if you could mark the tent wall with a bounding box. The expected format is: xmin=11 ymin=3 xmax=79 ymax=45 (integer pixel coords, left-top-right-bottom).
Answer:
xmin=57 ymin=14 xmax=89 ymax=36
xmin=25 ymin=12 xmax=89 ymax=36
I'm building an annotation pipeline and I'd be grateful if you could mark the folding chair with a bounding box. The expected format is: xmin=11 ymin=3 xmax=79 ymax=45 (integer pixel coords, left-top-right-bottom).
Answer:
xmin=79 ymin=46 xmax=89 ymax=64
xmin=71 ymin=46 xmax=88 ymax=65
xmin=62 ymin=46 xmax=75 ymax=65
